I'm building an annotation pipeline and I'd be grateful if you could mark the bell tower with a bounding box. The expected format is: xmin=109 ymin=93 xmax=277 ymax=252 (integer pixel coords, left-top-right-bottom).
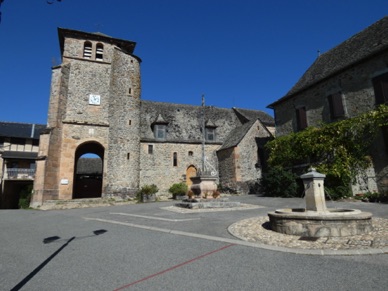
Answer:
xmin=31 ymin=28 xmax=141 ymax=206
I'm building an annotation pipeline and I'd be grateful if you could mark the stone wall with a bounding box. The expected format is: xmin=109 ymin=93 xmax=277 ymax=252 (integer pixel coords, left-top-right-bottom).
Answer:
xmin=105 ymin=48 xmax=141 ymax=196
xmin=273 ymin=51 xmax=388 ymax=193
xmin=217 ymin=120 xmax=270 ymax=194
xmin=217 ymin=147 xmax=236 ymax=190
xmin=275 ymin=51 xmax=388 ymax=135
xmin=236 ymin=120 xmax=266 ymax=182
xmin=140 ymin=142 xmax=219 ymax=197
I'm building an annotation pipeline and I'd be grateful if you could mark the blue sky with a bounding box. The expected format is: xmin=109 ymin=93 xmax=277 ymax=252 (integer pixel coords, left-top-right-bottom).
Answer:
xmin=0 ymin=0 xmax=386 ymax=124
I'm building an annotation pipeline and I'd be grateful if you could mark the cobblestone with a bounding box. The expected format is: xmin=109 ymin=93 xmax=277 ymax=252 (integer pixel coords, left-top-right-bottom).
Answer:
xmin=228 ymin=216 xmax=388 ymax=251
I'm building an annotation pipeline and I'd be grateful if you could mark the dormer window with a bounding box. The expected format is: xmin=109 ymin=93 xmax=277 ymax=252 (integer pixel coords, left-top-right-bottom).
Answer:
xmin=152 ymin=114 xmax=169 ymax=140
xmin=83 ymin=41 xmax=92 ymax=59
xmin=154 ymin=124 xmax=166 ymax=139
xmin=96 ymin=43 xmax=104 ymax=61
xmin=205 ymin=127 xmax=215 ymax=141
xmin=205 ymin=119 xmax=217 ymax=141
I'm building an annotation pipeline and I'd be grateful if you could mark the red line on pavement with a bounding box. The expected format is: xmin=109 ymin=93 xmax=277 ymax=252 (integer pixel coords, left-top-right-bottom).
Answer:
xmin=113 ymin=243 xmax=235 ymax=291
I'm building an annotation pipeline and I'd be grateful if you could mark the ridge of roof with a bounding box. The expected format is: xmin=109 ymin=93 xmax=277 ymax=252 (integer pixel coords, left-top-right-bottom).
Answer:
xmin=233 ymin=107 xmax=274 ymax=125
xmin=268 ymin=16 xmax=388 ymax=108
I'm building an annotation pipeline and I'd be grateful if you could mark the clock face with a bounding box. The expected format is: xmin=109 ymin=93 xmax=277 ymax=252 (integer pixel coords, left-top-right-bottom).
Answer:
xmin=89 ymin=94 xmax=101 ymax=105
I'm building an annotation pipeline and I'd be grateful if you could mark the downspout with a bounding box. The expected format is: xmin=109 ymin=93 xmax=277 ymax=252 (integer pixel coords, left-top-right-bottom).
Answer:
xmin=30 ymin=124 xmax=35 ymax=138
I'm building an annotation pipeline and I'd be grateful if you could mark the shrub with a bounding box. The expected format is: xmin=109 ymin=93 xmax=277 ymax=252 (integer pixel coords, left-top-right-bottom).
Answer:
xmin=212 ymin=190 xmax=221 ymax=199
xmin=265 ymin=105 xmax=388 ymax=194
xmin=168 ymin=183 xmax=188 ymax=199
xmin=136 ymin=184 xmax=158 ymax=201
xmin=19 ymin=185 xmax=33 ymax=209
xmin=325 ymin=185 xmax=352 ymax=201
xmin=260 ymin=166 xmax=299 ymax=198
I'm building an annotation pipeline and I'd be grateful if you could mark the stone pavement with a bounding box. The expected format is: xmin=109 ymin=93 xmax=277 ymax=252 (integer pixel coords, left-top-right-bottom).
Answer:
xmin=39 ymin=196 xmax=388 ymax=255
xmin=228 ymin=216 xmax=388 ymax=254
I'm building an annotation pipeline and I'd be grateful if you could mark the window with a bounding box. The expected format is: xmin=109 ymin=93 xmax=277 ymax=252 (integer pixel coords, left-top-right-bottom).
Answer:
xmin=372 ymin=72 xmax=388 ymax=105
xmin=148 ymin=145 xmax=153 ymax=154
xmin=188 ymin=151 xmax=193 ymax=157
xmin=96 ymin=43 xmax=104 ymax=61
xmin=83 ymin=41 xmax=92 ymax=59
xmin=382 ymin=126 xmax=388 ymax=153
xmin=371 ymin=72 xmax=388 ymax=151
xmin=127 ymin=153 xmax=130 ymax=160
xmin=154 ymin=124 xmax=166 ymax=140
xmin=205 ymin=127 xmax=215 ymax=141
xmin=173 ymin=152 xmax=178 ymax=167
xmin=296 ymin=107 xmax=307 ymax=131
xmin=10 ymin=137 xmax=25 ymax=145
xmin=328 ymin=92 xmax=345 ymax=119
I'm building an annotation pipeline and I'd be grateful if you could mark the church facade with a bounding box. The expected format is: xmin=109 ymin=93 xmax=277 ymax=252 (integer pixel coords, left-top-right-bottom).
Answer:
xmin=31 ymin=28 xmax=274 ymax=206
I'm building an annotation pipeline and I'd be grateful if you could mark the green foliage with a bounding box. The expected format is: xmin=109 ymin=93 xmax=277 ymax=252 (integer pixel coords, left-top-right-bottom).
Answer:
xmin=136 ymin=184 xmax=158 ymax=201
xmin=168 ymin=183 xmax=188 ymax=198
xmin=361 ymin=191 xmax=388 ymax=203
xmin=325 ymin=185 xmax=352 ymax=201
xmin=266 ymin=105 xmax=388 ymax=193
xmin=260 ymin=166 xmax=300 ymax=197
xmin=18 ymin=185 xmax=33 ymax=209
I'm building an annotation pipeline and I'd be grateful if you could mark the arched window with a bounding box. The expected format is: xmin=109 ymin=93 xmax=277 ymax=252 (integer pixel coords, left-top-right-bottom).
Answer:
xmin=96 ymin=43 xmax=104 ymax=61
xmin=83 ymin=41 xmax=92 ymax=59
xmin=173 ymin=152 xmax=178 ymax=167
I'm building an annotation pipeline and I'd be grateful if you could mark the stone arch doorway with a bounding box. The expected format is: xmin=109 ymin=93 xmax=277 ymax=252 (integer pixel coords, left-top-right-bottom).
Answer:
xmin=73 ymin=141 xmax=104 ymax=199
xmin=186 ymin=165 xmax=197 ymax=187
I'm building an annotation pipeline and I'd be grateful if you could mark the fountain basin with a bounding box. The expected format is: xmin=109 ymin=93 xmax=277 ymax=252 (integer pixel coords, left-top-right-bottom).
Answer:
xmin=268 ymin=208 xmax=373 ymax=237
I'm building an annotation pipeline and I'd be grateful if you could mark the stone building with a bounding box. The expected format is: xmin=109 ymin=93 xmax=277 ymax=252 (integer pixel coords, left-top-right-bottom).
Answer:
xmin=268 ymin=16 xmax=388 ymax=194
xmin=31 ymin=28 xmax=274 ymax=206
xmin=0 ymin=122 xmax=46 ymax=208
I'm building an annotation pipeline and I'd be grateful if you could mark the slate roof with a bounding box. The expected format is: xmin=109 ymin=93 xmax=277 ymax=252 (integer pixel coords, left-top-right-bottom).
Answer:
xmin=268 ymin=16 xmax=388 ymax=108
xmin=233 ymin=107 xmax=274 ymax=126
xmin=0 ymin=122 xmax=46 ymax=140
xmin=217 ymin=119 xmax=257 ymax=151
xmin=77 ymin=158 xmax=102 ymax=174
xmin=140 ymin=100 xmax=273 ymax=145
xmin=1 ymin=151 xmax=37 ymax=159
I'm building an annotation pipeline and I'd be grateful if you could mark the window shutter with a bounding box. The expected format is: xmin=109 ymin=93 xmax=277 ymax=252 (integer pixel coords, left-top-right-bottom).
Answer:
xmin=373 ymin=73 xmax=388 ymax=105
xmin=329 ymin=93 xmax=345 ymax=118
xmin=296 ymin=107 xmax=307 ymax=130
xmin=83 ymin=42 xmax=92 ymax=59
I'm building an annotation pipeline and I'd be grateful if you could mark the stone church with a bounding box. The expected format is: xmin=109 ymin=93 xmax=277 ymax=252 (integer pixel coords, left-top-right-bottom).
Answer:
xmin=31 ymin=28 xmax=274 ymax=207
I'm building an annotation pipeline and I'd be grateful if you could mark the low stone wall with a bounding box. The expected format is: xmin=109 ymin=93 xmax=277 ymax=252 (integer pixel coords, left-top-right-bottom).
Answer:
xmin=268 ymin=210 xmax=373 ymax=237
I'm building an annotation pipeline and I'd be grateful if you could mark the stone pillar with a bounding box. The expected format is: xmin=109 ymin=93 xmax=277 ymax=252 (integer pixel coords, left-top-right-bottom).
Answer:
xmin=300 ymin=168 xmax=327 ymax=212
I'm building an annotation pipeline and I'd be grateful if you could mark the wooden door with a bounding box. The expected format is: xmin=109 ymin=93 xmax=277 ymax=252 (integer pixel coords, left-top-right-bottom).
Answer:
xmin=186 ymin=166 xmax=197 ymax=187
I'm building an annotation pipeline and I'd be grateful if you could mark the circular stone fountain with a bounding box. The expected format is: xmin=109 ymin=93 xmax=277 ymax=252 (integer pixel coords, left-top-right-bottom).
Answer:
xmin=267 ymin=168 xmax=373 ymax=237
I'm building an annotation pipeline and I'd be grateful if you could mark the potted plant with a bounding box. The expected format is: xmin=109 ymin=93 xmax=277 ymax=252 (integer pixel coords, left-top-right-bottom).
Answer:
xmin=168 ymin=183 xmax=188 ymax=200
xmin=212 ymin=190 xmax=221 ymax=199
xmin=137 ymin=184 xmax=159 ymax=202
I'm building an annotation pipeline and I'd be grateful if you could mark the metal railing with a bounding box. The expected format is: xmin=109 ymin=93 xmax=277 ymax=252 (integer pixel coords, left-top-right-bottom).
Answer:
xmin=6 ymin=168 xmax=36 ymax=179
